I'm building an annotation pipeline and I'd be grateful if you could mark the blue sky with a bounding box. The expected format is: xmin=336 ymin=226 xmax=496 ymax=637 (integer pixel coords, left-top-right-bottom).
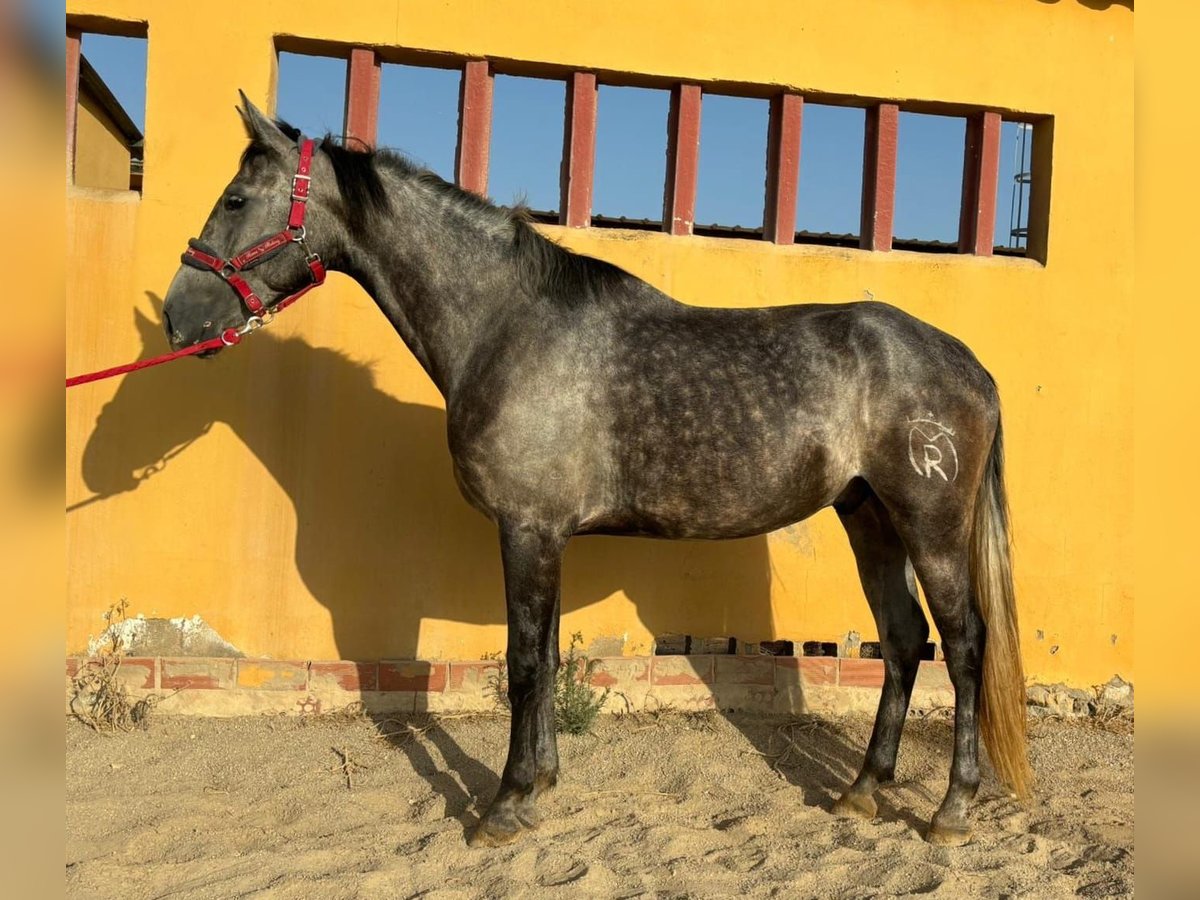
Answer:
xmin=80 ymin=36 xmax=1031 ymax=247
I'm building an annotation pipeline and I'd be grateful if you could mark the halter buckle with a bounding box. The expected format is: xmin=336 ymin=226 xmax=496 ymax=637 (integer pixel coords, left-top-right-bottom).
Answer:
xmin=291 ymin=174 xmax=311 ymax=201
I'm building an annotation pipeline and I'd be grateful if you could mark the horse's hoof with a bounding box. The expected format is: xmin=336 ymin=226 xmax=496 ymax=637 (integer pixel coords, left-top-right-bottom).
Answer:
xmin=468 ymin=806 xmax=525 ymax=849
xmin=926 ymin=820 xmax=972 ymax=846
xmin=468 ymin=816 xmax=523 ymax=848
xmin=832 ymin=791 xmax=877 ymax=821
xmin=513 ymin=801 xmax=542 ymax=830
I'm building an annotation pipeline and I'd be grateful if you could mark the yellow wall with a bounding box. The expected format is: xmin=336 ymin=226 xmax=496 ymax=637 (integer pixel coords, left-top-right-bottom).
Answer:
xmin=66 ymin=0 xmax=1134 ymax=688
xmin=74 ymin=91 xmax=132 ymax=191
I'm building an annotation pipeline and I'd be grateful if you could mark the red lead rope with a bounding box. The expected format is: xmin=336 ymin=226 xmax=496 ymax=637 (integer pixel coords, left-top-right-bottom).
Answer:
xmin=66 ymin=330 xmax=244 ymax=388
xmin=66 ymin=138 xmax=325 ymax=389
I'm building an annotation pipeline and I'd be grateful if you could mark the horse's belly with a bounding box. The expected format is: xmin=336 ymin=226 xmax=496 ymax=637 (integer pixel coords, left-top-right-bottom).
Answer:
xmin=609 ymin=433 xmax=852 ymax=539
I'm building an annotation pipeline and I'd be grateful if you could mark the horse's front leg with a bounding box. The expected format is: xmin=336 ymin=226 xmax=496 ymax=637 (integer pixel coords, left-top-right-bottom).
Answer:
xmin=470 ymin=521 xmax=565 ymax=847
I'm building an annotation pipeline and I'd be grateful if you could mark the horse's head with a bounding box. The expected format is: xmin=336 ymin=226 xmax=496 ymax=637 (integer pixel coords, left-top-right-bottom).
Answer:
xmin=162 ymin=94 xmax=342 ymax=353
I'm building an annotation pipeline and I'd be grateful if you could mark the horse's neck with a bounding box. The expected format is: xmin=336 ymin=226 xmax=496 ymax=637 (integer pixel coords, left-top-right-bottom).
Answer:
xmin=338 ymin=191 xmax=517 ymax=400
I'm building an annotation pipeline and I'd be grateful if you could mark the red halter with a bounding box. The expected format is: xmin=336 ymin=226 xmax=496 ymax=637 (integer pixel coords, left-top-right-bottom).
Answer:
xmin=66 ymin=138 xmax=327 ymax=388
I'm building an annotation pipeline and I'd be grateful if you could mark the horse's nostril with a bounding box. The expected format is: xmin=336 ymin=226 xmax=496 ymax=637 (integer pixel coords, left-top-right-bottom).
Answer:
xmin=162 ymin=307 xmax=188 ymax=346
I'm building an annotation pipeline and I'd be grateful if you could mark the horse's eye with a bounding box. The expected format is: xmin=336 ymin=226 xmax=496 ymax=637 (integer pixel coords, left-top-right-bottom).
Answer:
xmin=224 ymin=194 xmax=246 ymax=212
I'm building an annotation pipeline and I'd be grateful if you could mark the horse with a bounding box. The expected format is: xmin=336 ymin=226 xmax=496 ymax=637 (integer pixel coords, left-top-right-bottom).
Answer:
xmin=160 ymin=95 xmax=1030 ymax=847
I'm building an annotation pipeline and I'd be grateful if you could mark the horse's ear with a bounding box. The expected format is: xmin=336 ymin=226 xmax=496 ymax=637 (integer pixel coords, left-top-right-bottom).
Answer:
xmin=133 ymin=306 xmax=161 ymax=344
xmin=236 ymin=90 xmax=293 ymax=156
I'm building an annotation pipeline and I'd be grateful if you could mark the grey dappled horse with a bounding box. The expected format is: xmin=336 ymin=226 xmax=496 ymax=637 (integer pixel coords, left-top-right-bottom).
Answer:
xmin=161 ymin=98 xmax=1030 ymax=847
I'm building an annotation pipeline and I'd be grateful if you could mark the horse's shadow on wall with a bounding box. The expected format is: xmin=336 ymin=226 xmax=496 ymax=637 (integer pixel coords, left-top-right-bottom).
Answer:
xmin=76 ymin=300 xmax=776 ymax=661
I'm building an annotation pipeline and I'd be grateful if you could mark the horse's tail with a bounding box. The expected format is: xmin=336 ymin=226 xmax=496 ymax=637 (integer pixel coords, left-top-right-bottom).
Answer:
xmin=970 ymin=415 xmax=1033 ymax=799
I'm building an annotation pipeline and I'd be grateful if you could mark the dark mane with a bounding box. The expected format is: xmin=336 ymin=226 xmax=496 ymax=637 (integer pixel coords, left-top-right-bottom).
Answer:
xmin=241 ymin=120 xmax=389 ymax=234
xmin=246 ymin=120 xmax=631 ymax=302
xmin=508 ymin=212 xmax=631 ymax=302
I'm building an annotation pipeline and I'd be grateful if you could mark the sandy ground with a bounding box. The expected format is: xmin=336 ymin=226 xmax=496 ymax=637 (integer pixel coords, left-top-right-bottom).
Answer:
xmin=66 ymin=709 xmax=1133 ymax=899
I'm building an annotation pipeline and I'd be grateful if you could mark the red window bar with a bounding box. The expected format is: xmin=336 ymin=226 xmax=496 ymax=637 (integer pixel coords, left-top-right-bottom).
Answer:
xmin=860 ymin=102 xmax=899 ymax=252
xmin=287 ymin=45 xmax=1038 ymax=258
xmin=66 ymin=28 xmax=81 ymax=180
xmin=662 ymin=83 xmax=702 ymax=236
xmin=958 ymin=110 xmax=1001 ymax=255
xmin=1026 ymin=119 xmax=1052 ymax=263
xmin=344 ymin=48 xmax=381 ymax=149
xmin=455 ymin=60 xmax=493 ymax=196
xmin=560 ymin=71 xmax=598 ymax=228
xmin=763 ymin=93 xmax=803 ymax=245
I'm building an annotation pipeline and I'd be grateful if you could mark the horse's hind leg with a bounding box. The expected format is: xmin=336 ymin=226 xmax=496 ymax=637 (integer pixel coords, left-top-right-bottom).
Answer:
xmin=886 ymin=511 xmax=983 ymax=846
xmin=832 ymin=482 xmax=930 ymax=821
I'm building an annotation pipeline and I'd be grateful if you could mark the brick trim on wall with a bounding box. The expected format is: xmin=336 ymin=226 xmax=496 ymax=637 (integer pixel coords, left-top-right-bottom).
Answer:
xmin=66 ymin=654 xmax=956 ymax=717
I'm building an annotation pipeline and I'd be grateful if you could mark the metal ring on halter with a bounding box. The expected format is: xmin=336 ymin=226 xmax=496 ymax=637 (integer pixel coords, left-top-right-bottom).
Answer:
xmin=291 ymin=225 xmax=307 ymax=242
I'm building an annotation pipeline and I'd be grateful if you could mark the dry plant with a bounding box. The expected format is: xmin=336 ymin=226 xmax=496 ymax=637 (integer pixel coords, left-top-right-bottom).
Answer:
xmin=1030 ymin=704 xmax=1133 ymax=736
xmin=910 ymin=704 xmax=956 ymax=723
xmin=556 ymin=632 xmax=610 ymax=735
xmin=483 ymin=651 xmax=509 ymax=711
xmin=484 ymin=634 xmax=610 ymax=735
xmin=295 ymin=700 xmax=369 ymax=727
xmin=741 ymin=715 xmax=836 ymax=776
xmin=330 ymin=746 xmax=369 ymax=790
xmin=371 ymin=711 xmax=482 ymax=745
xmin=623 ymin=706 xmax=719 ymax=733
xmin=1088 ymin=704 xmax=1134 ymax=734
xmin=70 ymin=599 xmax=173 ymax=732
